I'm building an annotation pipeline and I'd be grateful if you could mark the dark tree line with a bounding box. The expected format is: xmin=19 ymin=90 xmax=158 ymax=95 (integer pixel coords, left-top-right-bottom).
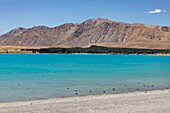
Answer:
xmin=21 ymin=45 xmax=170 ymax=54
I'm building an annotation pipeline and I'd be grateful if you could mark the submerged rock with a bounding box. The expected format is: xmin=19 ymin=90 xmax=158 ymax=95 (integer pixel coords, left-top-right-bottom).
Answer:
xmin=112 ymin=88 xmax=115 ymax=91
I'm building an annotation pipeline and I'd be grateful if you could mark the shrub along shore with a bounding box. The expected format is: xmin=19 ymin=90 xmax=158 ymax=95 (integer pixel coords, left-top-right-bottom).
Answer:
xmin=1 ymin=45 xmax=170 ymax=55
xmin=21 ymin=45 xmax=170 ymax=55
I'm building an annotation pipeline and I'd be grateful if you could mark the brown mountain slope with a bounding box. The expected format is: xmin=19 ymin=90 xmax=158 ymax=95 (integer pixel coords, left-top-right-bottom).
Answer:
xmin=0 ymin=18 xmax=170 ymax=49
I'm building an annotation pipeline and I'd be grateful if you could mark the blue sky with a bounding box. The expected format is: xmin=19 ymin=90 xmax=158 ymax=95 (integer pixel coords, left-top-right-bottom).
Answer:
xmin=0 ymin=0 xmax=170 ymax=35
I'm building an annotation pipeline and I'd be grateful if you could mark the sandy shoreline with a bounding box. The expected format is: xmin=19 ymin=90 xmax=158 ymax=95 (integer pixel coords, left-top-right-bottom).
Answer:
xmin=0 ymin=89 xmax=170 ymax=113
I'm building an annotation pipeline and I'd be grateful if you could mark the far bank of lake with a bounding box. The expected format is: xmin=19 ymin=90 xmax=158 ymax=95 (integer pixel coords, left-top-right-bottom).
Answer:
xmin=1 ymin=45 xmax=170 ymax=56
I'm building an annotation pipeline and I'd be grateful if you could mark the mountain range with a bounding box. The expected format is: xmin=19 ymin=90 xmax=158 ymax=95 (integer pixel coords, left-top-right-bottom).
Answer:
xmin=0 ymin=18 xmax=170 ymax=49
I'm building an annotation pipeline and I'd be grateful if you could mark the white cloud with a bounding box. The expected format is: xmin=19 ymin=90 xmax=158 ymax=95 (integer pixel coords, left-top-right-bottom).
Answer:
xmin=148 ymin=9 xmax=166 ymax=14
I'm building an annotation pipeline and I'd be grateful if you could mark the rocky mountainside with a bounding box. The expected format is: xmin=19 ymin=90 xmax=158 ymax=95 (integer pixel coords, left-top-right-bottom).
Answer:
xmin=0 ymin=18 xmax=170 ymax=49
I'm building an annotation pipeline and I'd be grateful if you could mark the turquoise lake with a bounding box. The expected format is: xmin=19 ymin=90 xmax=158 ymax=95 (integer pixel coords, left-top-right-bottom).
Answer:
xmin=0 ymin=54 xmax=170 ymax=102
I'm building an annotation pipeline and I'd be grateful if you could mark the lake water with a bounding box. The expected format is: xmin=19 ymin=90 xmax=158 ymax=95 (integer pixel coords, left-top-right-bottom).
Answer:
xmin=0 ymin=54 xmax=170 ymax=102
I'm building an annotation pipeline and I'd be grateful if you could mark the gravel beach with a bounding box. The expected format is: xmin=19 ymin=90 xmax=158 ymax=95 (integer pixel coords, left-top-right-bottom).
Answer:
xmin=0 ymin=89 xmax=170 ymax=113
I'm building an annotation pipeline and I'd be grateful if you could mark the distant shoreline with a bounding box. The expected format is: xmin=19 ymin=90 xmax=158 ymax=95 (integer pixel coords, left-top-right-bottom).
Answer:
xmin=1 ymin=45 xmax=170 ymax=56
xmin=0 ymin=89 xmax=170 ymax=113
xmin=1 ymin=52 xmax=170 ymax=57
xmin=1 ymin=52 xmax=170 ymax=56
